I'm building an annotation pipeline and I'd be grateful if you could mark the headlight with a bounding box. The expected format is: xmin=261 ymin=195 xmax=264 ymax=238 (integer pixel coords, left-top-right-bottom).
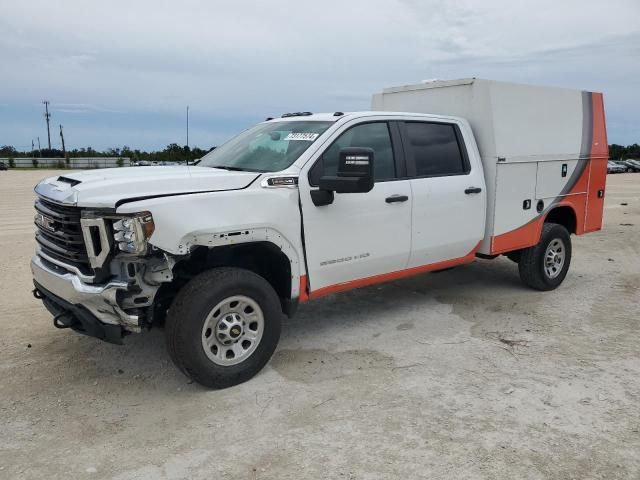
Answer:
xmin=112 ymin=212 xmax=155 ymax=255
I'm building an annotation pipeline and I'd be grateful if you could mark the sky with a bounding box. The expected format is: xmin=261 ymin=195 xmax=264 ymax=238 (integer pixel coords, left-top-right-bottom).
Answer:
xmin=0 ymin=0 xmax=638 ymax=152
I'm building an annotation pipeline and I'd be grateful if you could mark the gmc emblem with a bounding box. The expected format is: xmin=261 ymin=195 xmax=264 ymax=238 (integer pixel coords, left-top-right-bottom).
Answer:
xmin=35 ymin=213 xmax=57 ymax=232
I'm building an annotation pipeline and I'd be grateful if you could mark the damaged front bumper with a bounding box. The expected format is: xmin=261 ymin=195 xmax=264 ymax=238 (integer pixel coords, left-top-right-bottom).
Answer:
xmin=31 ymin=255 xmax=140 ymax=344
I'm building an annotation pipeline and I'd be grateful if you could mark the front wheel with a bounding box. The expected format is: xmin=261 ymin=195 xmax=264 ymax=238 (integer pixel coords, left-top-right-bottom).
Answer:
xmin=165 ymin=267 xmax=282 ymax=389
xmin=518 ymin=223 xmax=572 ymax=291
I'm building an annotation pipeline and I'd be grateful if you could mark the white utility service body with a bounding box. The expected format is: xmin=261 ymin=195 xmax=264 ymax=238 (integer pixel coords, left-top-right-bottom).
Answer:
xmin=30 ymin=79 xmax=608 ymax=388
xmin=372 ymin=78 xmax=608 ymax=255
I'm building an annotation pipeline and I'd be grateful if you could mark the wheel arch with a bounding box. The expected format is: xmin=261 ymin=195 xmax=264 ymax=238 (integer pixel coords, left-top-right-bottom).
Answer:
xmin=544 ymin=204 xmax=577 ymax=234
xmin=172 ymin=240 xmax=300 ymax=316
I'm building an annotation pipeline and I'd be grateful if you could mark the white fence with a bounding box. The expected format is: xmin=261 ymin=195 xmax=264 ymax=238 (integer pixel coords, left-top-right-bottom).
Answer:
xmin=1 ymin=157 xmax=131 ymax=169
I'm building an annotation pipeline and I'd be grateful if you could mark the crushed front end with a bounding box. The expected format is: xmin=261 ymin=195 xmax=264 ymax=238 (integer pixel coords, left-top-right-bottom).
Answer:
xmin=31 ymin=182 xmax=174 ymax=344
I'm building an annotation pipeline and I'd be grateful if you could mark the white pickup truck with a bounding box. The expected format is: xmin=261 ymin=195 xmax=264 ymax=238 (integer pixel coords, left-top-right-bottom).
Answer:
xmin=31 ymin=79 xmax=608 ymax=388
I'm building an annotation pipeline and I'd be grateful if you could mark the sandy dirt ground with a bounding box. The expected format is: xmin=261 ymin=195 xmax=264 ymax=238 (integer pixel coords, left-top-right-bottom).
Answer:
xmin=0 ymin=170 xmax=638 ymax=480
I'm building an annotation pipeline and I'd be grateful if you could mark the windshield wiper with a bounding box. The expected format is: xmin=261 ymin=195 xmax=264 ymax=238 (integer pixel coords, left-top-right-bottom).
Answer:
xmin=211 ymin=165 xmax=246 ymax=171
xmin=210 ymin=165 xmax=266 ymax=173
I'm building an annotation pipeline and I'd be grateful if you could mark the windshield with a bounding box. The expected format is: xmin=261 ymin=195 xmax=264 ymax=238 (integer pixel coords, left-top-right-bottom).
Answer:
xmin=199 ymin=120 xmax=333 ymax=172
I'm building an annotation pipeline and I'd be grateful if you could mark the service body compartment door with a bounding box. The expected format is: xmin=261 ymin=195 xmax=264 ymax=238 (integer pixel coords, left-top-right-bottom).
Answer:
xmin=584 ymin=94 xmax=609 ymax=232
xmin=584 ymin=158 xmax=607 ymax=232
xmin=491 ymin=162 xmax=539 ymax=252
xmin=535 ymin=160 xmax=582 ymax=199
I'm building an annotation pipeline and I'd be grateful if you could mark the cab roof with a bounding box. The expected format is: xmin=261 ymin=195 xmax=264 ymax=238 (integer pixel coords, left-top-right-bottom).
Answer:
xmin=269 ymin=111 xmax=466 ymax=124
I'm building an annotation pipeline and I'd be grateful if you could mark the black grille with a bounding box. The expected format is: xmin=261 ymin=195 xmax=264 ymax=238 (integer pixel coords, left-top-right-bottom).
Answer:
xmin=34 ymin=198 xmax=91 ymax=274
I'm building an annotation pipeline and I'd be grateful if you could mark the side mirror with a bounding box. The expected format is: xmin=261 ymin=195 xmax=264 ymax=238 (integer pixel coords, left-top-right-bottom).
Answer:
xmin=319 ymin=147 xmax=374 ymax=194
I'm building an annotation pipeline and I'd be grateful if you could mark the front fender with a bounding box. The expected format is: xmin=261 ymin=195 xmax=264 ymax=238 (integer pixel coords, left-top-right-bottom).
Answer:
xmin=116 ymin=188 xmax=305 ymax=299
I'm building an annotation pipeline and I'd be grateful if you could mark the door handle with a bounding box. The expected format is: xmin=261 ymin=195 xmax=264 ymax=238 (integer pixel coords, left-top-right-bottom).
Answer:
xmin=464 ymin=187 xmax=482 ymax=194
xmin=385 ymin=195 xmax=409 ymax=203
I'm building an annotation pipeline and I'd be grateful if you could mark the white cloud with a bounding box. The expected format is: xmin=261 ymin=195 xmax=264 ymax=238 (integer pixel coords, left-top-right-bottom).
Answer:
xmin=0 ymin=0 xmax=638 ymax=147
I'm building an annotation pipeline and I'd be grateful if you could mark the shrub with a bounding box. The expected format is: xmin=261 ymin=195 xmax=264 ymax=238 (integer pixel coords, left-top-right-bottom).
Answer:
xmin=8 ymin=157 xmax=15 ymax=168
xmin=56 ymin=159 xmax=65 ymax=169
xmin=32 ymin=158 xmax=39 ymax=168
xmin=116 ymin=157 xmax=124 ymax=167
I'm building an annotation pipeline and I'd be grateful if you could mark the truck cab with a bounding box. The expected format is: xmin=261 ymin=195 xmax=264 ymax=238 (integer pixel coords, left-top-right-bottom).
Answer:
xmin=31 ymin=80 xmax=608 ymax=389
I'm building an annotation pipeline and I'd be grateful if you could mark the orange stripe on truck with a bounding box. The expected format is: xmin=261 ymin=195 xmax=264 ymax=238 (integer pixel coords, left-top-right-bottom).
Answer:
xmin=490 ymin=217 xmax=545 ymax=255
xmin=300 ymin=242 xmax=481 ymax=302
xmin=584 ymin=92 xmax=608 ymax=232
xmin=298 ymin=275 xmax=309 ymax=303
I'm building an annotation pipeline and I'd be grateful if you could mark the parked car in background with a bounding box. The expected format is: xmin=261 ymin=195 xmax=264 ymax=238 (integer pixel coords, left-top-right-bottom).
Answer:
xmin=615 ymin=160 xmax=640 ymax=172
xmin=608 ymin=161 xmax=627 ymax=174
xmin=626 ymin=159 xmax=640 ymax=171
xmin=0 ymin=161 xmax=8 ymax=171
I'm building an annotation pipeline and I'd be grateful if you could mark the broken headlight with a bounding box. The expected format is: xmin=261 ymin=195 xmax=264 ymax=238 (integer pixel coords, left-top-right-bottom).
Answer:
xmin=112 ymin=212 xmax=155 ymax=255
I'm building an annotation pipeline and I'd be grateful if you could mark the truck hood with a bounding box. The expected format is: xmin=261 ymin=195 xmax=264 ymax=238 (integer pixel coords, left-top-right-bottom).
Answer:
xmin=35 ymin=166 xmax=261 ymax=208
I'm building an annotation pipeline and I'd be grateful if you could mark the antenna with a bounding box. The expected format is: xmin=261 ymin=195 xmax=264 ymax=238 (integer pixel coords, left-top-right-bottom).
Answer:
xmin=59 ymin=124 xmax=66 ymax=157
xmin=43 ymin=101 xmax=52 ymax=150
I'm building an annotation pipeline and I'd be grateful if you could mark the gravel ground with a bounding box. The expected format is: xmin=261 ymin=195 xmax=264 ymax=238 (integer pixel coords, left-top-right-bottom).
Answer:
xmin=1 ymin=170 xmax=638 ymax=480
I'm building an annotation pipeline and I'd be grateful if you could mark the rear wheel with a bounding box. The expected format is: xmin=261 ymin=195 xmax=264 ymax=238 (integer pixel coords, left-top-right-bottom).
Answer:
xmin=518 ymin=223 xmax=571 ymax=291
xmin=505 ymin=251 xmax=522 ymax=264
xmin=166 ymin=267 xmax=282 ymax=389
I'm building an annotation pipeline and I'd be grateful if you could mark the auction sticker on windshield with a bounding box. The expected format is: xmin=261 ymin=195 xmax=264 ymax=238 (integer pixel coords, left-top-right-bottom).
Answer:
xmin=285 ymin=133 xmax=319 ymax=141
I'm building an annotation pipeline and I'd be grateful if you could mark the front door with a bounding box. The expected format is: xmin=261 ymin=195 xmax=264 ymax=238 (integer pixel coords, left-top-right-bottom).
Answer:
xmin=299 ymin=120 xmax=412 ymax=296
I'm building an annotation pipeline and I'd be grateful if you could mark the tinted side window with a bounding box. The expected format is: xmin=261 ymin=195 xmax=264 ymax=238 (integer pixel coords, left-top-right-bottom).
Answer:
xmin=405 ymin=122 xmax=466 ymax=177
xmin=310 ymin=122 xmax=395 ymax=184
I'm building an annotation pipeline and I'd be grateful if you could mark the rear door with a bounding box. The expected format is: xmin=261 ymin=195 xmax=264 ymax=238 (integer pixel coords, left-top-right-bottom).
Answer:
xmin=299 ymin=120 xmax=412 ymax=294
xmin=399 ymin=120 xmax=486 ymax=267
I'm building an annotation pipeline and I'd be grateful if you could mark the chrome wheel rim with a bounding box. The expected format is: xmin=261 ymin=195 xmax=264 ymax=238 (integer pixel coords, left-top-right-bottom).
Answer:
xmin=544 ymin=238 xmax=566 ymax=279
xmin=201 ymin=295 xmax=264 ymax=366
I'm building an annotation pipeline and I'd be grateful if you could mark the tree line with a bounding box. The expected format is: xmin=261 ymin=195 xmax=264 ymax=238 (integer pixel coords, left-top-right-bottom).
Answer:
xmin=0 ymin=143 xmax=214 ymax=163
xmin=609 ymin=144 xmax=640 ymax=160
xmin=2 ymin=142 xmax=639 ymax=164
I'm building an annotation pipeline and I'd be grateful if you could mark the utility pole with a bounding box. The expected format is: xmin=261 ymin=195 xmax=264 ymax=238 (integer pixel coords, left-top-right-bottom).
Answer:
xmin=43 ymin=101 xmax=52 ymax=150
xmin=31 ymin=140 xmax=35 ymax=156
xmin=186 ymin=105 xmax=189 ymax=149
xmin=37 ymin=137 xmax=42 ymax=157
xmin=59 ymin=124 xmax=66 ymax=157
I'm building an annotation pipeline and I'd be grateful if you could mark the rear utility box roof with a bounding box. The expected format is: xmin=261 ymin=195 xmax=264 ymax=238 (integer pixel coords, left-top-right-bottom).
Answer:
xmin=372 ymin=78 xmax=599 ymax=163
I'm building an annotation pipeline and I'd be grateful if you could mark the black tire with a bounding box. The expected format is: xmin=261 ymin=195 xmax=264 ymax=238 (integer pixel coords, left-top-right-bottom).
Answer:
xmin=505 ymin=251 xmax=522 ymax=264
xmin=518 ymin=223 xmax=572 ymax=291
xmin=165 ymin=267 xmax=282 ymax=389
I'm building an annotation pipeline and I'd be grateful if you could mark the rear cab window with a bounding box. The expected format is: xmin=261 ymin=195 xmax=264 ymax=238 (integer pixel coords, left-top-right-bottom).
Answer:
xmin=401 ymin=122 xmax=470 ymax=177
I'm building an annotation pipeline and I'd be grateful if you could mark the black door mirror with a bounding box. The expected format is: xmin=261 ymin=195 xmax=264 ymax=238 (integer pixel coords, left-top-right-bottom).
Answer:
xmin=311 ymin=147 xmax=375 ymax=206
xmin=319 ymin=147 xmax=374 ymax=194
